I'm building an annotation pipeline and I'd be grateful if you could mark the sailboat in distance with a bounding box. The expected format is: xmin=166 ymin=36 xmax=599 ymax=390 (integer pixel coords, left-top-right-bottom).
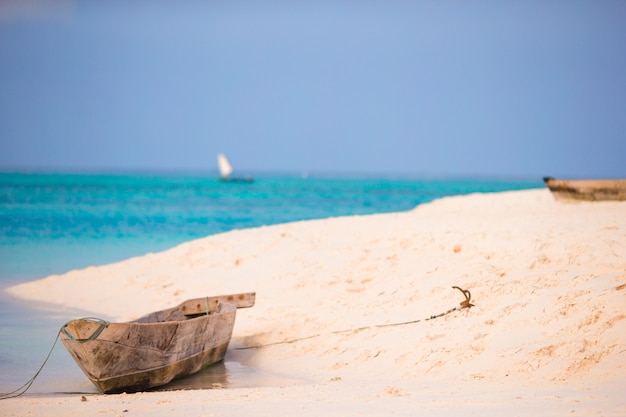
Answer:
xmin=217 ymin=153 xmax=254 ymax=183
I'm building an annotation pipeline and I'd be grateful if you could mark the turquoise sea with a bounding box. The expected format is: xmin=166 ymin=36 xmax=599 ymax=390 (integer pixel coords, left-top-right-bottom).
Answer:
xmin=0 ymin=172 xmax=542 ymax=394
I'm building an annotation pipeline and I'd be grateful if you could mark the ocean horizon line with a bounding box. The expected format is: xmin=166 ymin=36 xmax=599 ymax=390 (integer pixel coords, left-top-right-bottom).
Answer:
xmin=0 ymin=167 xmax=545 ymax=182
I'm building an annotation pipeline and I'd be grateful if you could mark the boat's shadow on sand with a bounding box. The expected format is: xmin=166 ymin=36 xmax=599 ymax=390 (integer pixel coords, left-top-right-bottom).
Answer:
xmin=151 ymin=346 xmax=309 ymax=392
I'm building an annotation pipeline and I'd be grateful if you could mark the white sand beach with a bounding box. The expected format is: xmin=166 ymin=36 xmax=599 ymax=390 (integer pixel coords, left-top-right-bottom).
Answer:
xmin=2 ymin=189 xmax=625 ymax=416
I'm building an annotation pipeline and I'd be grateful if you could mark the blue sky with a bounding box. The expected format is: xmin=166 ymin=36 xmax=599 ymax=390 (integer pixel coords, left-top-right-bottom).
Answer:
xmin=0 ymin=1 xmax=625 ymax=178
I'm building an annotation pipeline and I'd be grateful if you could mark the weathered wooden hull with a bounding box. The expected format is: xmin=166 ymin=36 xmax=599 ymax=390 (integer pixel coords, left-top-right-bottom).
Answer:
xmin=543 ymin=177 xmax=626 ymax=202
xmin=60 ymin=293 xmax=255 ymax=394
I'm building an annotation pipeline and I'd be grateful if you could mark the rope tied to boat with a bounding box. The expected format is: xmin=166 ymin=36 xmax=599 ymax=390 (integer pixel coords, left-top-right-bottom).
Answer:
xmin=0 ymin=317 xmax=109 ymax=400
xmin=237 ymin=286 xmax=474 ymax=350
xmin=60 ymin=318 xmax=110 ymax=342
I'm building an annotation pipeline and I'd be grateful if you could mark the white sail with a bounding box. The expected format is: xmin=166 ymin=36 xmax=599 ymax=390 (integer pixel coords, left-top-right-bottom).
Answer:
xmin=217 ymin=153 xmax=233 ymax=178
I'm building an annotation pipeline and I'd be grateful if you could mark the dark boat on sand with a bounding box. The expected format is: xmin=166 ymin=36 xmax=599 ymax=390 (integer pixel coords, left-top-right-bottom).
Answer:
xmin=543 ymin=177 xmax=626 ymax=202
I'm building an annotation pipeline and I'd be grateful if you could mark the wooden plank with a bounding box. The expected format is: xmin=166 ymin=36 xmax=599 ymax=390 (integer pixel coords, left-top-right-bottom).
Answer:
xmin=178 ymin=292 xmax=256 ymax=317
xmin=132 ymin=293 xmax=256 ymax=323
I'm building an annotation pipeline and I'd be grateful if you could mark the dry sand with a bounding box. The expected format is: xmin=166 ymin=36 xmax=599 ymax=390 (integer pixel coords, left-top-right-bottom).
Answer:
xmin=2 ymin=189 xmax=625 ymax=416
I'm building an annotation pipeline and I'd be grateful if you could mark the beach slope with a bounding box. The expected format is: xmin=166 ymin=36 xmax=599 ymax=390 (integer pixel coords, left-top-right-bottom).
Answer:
xmin=4 ymin=189 xmax=626 ymax=416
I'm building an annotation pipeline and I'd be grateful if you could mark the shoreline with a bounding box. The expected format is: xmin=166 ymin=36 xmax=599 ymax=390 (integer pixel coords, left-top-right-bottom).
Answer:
xmin=3 ymin=189 xmax=625 ymax=416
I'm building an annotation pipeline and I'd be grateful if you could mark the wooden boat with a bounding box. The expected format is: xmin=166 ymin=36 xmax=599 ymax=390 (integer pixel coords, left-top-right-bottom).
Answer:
xmin=543 ymin=177 xmax=626 ymax=202
xmin=60 ymin=293 xmax=255 ymax=394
